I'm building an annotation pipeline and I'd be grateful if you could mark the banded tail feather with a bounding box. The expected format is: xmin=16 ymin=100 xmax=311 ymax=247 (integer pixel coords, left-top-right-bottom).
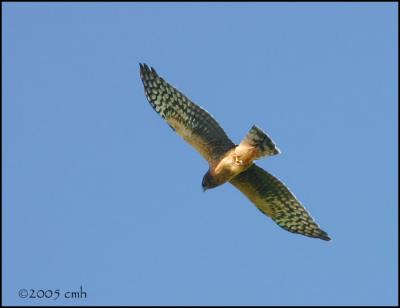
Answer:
xmin=240 ymin=125 xmax=281 ymax=159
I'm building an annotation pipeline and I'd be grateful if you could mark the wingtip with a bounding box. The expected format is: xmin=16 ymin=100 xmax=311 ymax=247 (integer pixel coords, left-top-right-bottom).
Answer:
xmin=318 ymin=230 xmax=331 ymax=241
xmin=139 ymin=62 xmax=150 ymax=70
xmin=139 ymin=63 xmax=158 ymax=77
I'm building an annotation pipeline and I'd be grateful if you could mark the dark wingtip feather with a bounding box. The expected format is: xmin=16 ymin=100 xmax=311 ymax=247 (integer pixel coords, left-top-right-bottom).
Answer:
xmin=317 ymin=230 xmax=331 ymax=241
xmin=139 ymin=63 xmax=146 ymax=78
xmin=139 ymin=63 xmax=159 ymax=81
xmin=139 ymin=63 xmax=149 ymax=72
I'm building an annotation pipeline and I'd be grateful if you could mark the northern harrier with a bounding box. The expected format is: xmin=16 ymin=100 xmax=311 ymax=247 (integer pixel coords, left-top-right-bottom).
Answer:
xmin=139 ymin=63 xmax=330 ymax=241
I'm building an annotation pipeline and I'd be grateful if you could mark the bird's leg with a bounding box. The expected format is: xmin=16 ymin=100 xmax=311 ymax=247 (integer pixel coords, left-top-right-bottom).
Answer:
xmin=234 ymin=155 xmax=243 ymax=166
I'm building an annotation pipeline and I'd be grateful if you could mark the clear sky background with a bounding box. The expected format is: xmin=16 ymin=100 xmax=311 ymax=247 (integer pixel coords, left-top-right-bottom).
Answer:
xmin=3 ymin=2 xmax=398 ymax=306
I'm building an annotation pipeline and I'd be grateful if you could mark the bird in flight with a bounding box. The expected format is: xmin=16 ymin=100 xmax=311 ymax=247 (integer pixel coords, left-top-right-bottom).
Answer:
xmin=139 ymin=63 xmax=330 ymax=241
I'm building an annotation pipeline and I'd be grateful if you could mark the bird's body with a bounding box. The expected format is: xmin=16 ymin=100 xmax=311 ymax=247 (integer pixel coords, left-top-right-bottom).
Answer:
xmin=139 ymin=63 xmax=331 ymax=241
xmin=205 ymin=147 xmax=252 ymax=189
xmin=205 ymin=125 xmax=281 ymax=188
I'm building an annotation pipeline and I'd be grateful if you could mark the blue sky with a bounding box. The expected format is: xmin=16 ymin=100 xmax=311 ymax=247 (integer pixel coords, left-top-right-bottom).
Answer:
xmin=3 ymin=2 xmax=398 ymax=306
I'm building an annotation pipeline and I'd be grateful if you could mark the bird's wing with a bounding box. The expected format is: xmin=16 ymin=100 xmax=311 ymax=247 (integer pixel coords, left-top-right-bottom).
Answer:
xmin=140 ymin=63 xmax=235 ymax=164
xmin=230 ymin=164 xmax=330 ymax=241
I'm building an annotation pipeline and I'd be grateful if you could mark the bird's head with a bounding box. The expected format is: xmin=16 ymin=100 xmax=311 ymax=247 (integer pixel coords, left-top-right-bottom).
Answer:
xmin=202 ymin=170 xmax=219 ymax=192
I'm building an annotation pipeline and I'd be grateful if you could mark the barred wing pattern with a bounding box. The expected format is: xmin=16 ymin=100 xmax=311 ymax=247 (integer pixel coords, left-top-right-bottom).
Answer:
xmin=140 ymin=63 xmax=235 ymax=163
xmin=230 ymin=164 xmax=330 ymax=241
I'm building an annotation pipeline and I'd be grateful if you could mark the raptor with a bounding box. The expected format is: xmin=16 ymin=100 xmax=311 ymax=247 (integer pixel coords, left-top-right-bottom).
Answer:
xmin=139 ymin=63 xmax=330 ymax=241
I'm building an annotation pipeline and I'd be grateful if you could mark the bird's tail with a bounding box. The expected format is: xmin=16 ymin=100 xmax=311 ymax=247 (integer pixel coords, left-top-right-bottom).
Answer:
xmin=239 ymin=125 xmax=280 ymax=160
